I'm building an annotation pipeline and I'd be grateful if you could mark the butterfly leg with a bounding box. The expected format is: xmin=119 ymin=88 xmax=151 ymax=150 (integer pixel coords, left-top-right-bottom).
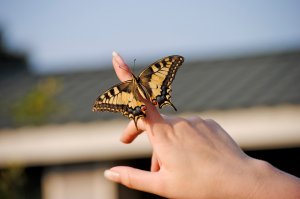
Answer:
xmin=133 ymin=117 xmax=139 ymax=130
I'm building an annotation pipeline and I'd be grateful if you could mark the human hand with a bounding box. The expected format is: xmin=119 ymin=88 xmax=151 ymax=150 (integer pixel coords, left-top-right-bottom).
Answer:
xmin=104 ymin=52 xmax=300 ymax=199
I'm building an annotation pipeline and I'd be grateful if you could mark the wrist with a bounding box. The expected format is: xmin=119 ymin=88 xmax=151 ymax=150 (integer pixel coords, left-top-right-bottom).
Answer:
xmin=220 ymin=157 xmax=265 ymax=199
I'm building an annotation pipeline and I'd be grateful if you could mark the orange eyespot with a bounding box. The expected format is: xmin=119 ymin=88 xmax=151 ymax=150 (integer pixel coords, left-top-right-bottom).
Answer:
xmin=152 ymin=99 xmax=158 ymax=105
xmin=141 ymin=105 xmax=147 ymax=112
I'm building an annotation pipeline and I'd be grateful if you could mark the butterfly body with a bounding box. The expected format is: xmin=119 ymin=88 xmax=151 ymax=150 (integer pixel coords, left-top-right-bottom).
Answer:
xmin=93 ymin=55 xmax=184 ymax=128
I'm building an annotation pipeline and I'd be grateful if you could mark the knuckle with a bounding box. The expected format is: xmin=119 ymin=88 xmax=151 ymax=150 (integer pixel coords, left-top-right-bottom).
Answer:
xmin=126 ymin=172 xmax=134 ymax=189
xmin=120 ymin=169 xmax=134 ymax=189
xmin=188 ymin=115 xmax=204 ymax=124
xmin=174 ymin=117 xmax=191 ymax=128
xmin=204 ymin=118 xmax=218 ymax=126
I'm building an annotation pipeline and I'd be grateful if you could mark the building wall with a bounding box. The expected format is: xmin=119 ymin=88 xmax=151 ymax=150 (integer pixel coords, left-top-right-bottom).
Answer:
xmin=42 ymin=163 xmax=117 ymax=199
xmin=1 ymin=105 xmax=300 ymax=198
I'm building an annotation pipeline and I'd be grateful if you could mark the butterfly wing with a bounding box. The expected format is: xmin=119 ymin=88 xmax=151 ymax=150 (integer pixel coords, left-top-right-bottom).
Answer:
xmin=138 ymin=55 xmax=184 ymax=110
xmin=92 ymin=80 xmax=146 ymax=127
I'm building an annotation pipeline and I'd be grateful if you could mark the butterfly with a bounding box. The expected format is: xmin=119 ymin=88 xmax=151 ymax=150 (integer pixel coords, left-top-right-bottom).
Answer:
xmin=92 ymin=55 xmax=184 ymax=128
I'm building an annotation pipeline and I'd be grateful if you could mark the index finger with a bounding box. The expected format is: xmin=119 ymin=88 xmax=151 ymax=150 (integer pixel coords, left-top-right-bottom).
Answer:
xmin=112 ymin=51 xmax=132 ymax=82
xmin=112 ymin=51 xmax=163 ymax=121
xmin=121 ymin=96 xmax=169 ymax=144
xmin=111 ymin=52 xmax=165 ymax=139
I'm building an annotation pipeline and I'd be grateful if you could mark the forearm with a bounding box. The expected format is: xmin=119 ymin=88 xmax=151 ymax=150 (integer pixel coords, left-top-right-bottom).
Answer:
xmin=219 ymin=157 xmax=300 ymax=199
xmin=248 ymin=159 xmax=300 ymax=199
xmin=259 ymin=160 xmax=300 ymax=198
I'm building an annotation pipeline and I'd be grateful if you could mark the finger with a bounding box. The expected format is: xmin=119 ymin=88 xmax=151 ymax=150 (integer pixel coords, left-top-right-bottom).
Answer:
xmin=112 ymin=52 xmax=164 ymax=124
xmin=112 ymin=52 xmax=163 ymax=129
xmin=112 ymin=51 xmax=132 ymax=82
xmin=151 ymin=152 xmax=160 ymax=172
xmin=104 ymin=166 xmax=162 ymax=194
xmin=122 ymin=106 xmax=168 ymax=143
xmin=112 ymin=52 xmax=167 ymax=139
xmin=120 ymin=119 xmax=145 ymax=143
xmin=112 ymin=52 xmax=164 ymax=126
xmin=141 ymin=98 xmax=164 ymax=125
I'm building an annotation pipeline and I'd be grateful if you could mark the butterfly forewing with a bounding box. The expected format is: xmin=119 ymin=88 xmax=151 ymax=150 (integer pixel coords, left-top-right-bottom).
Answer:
xmin=138 ymin=55 xmax=184 ymax=109
xmin=93 ymin=80 xmax=146 ymax=126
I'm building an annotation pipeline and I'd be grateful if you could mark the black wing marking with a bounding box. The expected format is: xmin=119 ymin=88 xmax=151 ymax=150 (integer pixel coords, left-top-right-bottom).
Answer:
xmin=92 ymin=80 xmax=146 ymax=127
xmin=138 ymin=55 xmax=184 ymax=109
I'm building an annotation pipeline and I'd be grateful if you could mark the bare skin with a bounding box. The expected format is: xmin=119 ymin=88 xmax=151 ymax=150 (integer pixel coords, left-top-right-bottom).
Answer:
xmin=104 ymin=52 xmax=300 ymax=199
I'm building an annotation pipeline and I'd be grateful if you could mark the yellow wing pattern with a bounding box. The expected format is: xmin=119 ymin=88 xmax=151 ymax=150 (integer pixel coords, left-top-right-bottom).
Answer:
xmin=92 ymin=55 xmax=184 ymax=128
xmin=92 ymin=80 xmax=146 ymax=127
xmin=138 ymin=55 xmax=184 ymax=110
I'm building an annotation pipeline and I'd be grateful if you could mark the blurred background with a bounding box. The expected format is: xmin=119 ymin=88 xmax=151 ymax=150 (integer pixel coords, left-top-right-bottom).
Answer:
xmin=0 ymin=1 xmax=300 ymax=199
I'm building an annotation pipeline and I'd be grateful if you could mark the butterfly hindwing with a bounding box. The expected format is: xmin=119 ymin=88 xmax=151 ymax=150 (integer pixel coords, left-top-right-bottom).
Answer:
xmin=92 ymin=80 xmax=146 ymax=127
xmin=138 ymin=55 xmax=184 ymax=109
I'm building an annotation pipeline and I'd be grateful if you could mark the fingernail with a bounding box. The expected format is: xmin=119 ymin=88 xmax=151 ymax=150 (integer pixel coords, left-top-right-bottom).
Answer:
xmin=112 ymin=51 xmax=118 ymax=57
xmin=104 ymin=169 xmax=120 ymax=181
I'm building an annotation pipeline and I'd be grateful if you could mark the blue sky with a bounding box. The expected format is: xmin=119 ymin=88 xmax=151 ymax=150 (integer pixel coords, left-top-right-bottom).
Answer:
xmin=1 ymin=0 xmax=300 ymax=73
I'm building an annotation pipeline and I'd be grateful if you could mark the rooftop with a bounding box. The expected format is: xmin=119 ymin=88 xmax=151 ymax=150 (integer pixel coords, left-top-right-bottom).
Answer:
xmin=1 ymin=50 xmax=300 ymax=128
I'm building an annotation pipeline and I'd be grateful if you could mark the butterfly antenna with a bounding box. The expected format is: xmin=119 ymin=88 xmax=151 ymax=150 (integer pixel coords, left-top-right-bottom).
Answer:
xmin=118 ymin=64 xmax=128 ymax=72
xmin=133 ymin=58 xmax=137 ymax=74
xmin=117 ymin=57 xmax=136 ymax=76
xmin=118 ymin=62 xmax=133 ymax=75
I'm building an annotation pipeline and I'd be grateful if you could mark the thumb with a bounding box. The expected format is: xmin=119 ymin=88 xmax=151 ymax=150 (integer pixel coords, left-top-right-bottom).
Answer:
xmin=104 ymin=166 xmax=162 ymax=194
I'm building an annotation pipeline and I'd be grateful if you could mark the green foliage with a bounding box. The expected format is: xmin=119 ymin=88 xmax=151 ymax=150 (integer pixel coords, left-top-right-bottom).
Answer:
xmin=0 ymin=166 xmax=26 ymax=199
xmin=12 ymin=77 xmax=61 ymax=126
